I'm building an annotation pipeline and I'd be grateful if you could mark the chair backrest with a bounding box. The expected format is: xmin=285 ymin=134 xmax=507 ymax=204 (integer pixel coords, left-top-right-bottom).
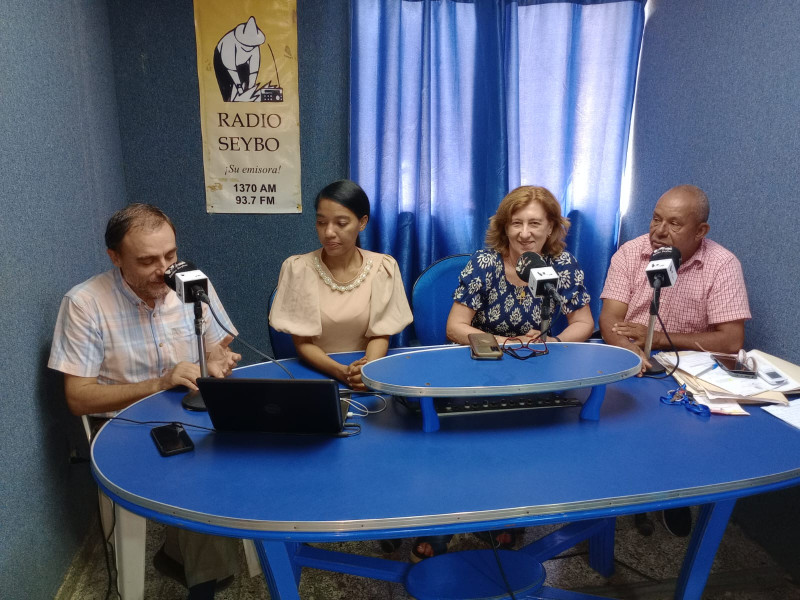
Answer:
xmin=411 ymin=254 xmax=471 ymax=346
xmin=267 ymin=287 xmax=298 ymax=359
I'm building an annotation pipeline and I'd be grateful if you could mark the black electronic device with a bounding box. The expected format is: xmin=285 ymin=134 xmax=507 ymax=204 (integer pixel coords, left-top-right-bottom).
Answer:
xmin=150 ymin=423 xmax=195 ymax=457
xmin=711 ymin=353 xmax=757 ymax=378
xmin=164 ymin=260 xmax=210 ymax=303
xmin=468 ymin=332 xmax=503 ymax=360
xmin=516 ymin=252 xmax=561 ymax=300
xmin=198 ymin=377 xmax=347 ymax=434
xmin=645 ymin=246 xmax=681 ymax=289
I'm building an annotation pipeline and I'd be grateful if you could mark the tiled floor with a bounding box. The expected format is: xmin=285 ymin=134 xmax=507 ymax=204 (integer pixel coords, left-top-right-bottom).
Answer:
xmin=57 ymin=510 xmax=800 ymax=600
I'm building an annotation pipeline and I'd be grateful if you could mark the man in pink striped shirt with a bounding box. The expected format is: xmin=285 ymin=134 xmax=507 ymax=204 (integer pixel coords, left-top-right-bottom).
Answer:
xmin=600 ymin=184 xmax=751 ymax=368
xmin=600 ymin=184 xmax=751 ymax=538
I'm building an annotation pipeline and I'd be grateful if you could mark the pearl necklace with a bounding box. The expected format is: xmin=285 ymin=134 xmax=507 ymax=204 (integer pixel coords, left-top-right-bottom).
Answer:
xmin=314 ymin=255 xmax=373 ymax=292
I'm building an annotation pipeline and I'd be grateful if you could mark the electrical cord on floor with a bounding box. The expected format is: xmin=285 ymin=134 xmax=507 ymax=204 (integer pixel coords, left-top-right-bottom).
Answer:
xmin=487 ymin=533 xmax=518 ymax=600
xmin=545 ymin=550 xmax=588 ymax=561
xmin=613 ymin=556 xmax=661 ymax=582
xmin=99 ymin=498 xmax=120 ymax=600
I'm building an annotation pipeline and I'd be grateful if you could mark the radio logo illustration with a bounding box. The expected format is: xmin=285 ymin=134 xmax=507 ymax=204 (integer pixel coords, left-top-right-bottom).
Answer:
xmin=213 ymin=16 xmax=283 ymax=103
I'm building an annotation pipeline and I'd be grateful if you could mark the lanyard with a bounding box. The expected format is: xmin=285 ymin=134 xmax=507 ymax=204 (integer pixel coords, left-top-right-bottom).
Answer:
xmin=660 ymin=384 xmax=711 ymax=417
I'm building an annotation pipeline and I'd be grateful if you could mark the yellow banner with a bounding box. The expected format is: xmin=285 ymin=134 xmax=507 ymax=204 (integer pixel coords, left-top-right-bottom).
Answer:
xmin=193 ymin=0 xmax=301 ymax=213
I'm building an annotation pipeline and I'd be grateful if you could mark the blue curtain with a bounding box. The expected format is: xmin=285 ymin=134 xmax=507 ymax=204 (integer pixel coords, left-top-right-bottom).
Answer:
xmin=350 ymin=0 xmax=645 ymax=330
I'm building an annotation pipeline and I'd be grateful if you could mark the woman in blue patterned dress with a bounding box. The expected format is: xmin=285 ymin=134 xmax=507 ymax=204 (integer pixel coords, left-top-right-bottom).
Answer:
xmin=446 ymin=185 xmax=594 ymax=344
xmin=411 ymin=186 xmax=595 ymax=562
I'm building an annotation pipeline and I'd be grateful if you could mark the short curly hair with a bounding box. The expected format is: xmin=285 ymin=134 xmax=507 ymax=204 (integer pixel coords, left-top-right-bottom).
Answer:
xmin=485 ymin=186 xmax=569 ymax=257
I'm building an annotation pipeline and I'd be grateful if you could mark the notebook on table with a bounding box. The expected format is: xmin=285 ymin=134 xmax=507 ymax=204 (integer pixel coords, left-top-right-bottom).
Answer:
xmin=197 ymin=377 xmax=348 ymax=434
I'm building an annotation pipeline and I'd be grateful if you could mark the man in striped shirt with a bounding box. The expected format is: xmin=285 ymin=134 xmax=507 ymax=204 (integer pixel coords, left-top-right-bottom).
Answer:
xmin=49 ymin=204 xmax=241 ymax=598
xmin=600 ymin=184 xmax=750 ymax=368
xmin=599 ymin=184 xmax=750 ymax=539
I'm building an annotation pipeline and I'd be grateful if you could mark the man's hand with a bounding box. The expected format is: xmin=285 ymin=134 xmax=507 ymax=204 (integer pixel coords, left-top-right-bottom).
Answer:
xmin=610 ymin=321 xmax=649 ymax=347
xmin=609 ymin=321 xmax=652 ymax=375
xmin=207 ymin=336 xmax=242 ymax=378
xmin=345 ymin=357 xmax=368 ymax=391
xmin=160 ymin=361 xmax=202 ymax=391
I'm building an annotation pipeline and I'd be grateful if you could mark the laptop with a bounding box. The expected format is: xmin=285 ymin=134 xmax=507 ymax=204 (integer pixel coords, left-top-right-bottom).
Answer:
xmin=197 ymin=377 xmax=348 ymax=434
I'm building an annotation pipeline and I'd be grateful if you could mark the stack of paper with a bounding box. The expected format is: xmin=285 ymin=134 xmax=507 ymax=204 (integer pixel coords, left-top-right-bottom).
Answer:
xmin=763 ymin=399 xmax=800 ymax=430
xmin=654 ymin=349 xmax=798 ymax=415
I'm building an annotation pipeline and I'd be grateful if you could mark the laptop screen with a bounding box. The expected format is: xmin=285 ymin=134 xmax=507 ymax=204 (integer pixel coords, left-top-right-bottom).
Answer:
xmin=197 ymin=377 xmax=346 ymax=434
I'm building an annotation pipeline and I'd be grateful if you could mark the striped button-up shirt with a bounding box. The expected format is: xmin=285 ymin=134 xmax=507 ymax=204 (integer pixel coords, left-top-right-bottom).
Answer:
xmin=49 ymin=268 xmax=236 ymax=414
xmin=600 ymin=235 xmax=750 ymax=333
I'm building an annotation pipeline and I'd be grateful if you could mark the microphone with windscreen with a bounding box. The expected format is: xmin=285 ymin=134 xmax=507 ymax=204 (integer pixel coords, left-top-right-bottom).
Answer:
xmin=642 ymin=246 xmax=682 ymax=374
xmin=516 ymin=252 xmax=563 ymax=339
xmin=164 ymin=260 xmax=210 ymax=410
xmin=645 ymin=246 xmax=681 ymax=292
xmin=515 ymin=252 xmax=563 ymax=303
xmin=164 ymin=260 xmax=210 ymax=303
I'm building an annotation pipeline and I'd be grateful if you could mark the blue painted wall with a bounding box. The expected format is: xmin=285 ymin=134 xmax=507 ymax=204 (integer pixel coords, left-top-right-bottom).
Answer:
xmin=0 ymin=0 xmax=349 ymax=597
xmin=626 ymin=0 xmax=800 ymax=578
xmin=107 ymin=0 xmax=350 ymax=363
xmin=3 ymin=0 xmax=798 ymax=594
xmin=0 ymin=1 xmax=126 ymax=597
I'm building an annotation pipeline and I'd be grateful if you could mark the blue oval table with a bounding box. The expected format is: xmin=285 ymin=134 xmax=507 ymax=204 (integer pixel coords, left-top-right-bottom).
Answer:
xmin=91 ymin=346 xmax=800 ymax=599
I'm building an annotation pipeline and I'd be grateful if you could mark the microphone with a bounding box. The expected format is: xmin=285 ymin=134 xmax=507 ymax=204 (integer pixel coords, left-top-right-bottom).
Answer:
xmin=642 ymin=247 xmax=681 ymax=375
xmin=515 ymin=252 xmax=563 ymax=303
xmin=516 ymin=252 xmax=563 ymax=339
xmin=163 ymin=260 xmax=212 ymax=411
xmin=645 ymin=246 xmax=681 ymax=291
xmin=164 ymin=260 xmax=210 ymax=303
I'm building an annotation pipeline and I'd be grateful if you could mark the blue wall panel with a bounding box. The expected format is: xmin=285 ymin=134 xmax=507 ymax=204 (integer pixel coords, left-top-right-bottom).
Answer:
xmin=106 ymin=0 xmax=351 ymax=363
xmin=1 ymin=0 xmax=349 ymax=596
xmin=626 ymin=0 xmax=800 ymax=579
xmin=0 ymin=1 xmax=126 ymax=597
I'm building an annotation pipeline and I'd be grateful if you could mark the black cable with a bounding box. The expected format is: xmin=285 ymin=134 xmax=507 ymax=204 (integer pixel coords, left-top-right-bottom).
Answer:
xmin=204 ymin=300 xmax=295 ymax=379
xmin=337 ymin=423 xmax=362 ymax=437
xmin=487 ymin=533 xmax=518 ymax=600
xmin=642 ymin=312 xmax=680 ymax=379
xmin=101 ymin=499 xmax=120 ymax=600
xmin=108 ymin=415 xmax=360 ymax=437
xmin=108 ymin=416 xmax=216 ymax=432
xmin=613 ymin=555 xmax=661 ymax=582
xmin=545 ymin=550 xmax=588 ymax=561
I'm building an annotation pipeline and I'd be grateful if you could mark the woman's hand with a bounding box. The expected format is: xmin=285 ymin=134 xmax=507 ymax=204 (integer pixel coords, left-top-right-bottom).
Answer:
xmin=345 ymin=357 xmax=368 ymax=391
xmin=521 ymin=329 xmax=542 ymax=341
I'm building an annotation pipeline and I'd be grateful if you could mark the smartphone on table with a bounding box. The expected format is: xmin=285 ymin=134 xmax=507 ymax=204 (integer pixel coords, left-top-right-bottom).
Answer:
xmin=468 ymin=332 xmax=503 ymax=360
xmin=150 ymin=423 xmax=195 ymax=457
xmin=710 ymin=353 xmax=757 ymax=378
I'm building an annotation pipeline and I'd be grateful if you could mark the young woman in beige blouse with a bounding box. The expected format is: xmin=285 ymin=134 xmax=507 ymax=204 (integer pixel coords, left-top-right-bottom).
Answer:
xmin=269 ymin=180 xmax=413 ymax=390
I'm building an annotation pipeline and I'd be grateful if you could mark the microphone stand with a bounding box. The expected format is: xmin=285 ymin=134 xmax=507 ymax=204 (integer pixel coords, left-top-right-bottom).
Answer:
xmin=643 ymin=281 xmax=666 ymax=375
xmin=182 ymin=299 xmax=209 ymax=411
xmin=539 ymin=296 xmax=553 ymax=342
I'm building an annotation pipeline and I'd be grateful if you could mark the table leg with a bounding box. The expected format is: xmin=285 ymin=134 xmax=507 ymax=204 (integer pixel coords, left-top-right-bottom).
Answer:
xmin=580 ymin=385 xmax=606 ymax=421
xmin=114 ymin=504 xmax=146 ymax=600
xmin=255 ymin=540 xmax=302 ymax=600
xmin=587 ymin=517 xmax=615 ymax=577
xmin=420 ymin=397 xmax=440 ymax=432
xmin=674 ymin=499 xmax=736 ymax=600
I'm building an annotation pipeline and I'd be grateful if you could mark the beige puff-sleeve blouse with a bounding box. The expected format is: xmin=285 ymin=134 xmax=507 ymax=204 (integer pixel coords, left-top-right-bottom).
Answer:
xmin=269 ymin=248 xmax=413 ymax=353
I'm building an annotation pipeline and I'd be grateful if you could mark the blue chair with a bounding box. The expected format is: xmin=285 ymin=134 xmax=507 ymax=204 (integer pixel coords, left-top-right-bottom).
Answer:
xmin=411 ymin=254 xmax=470 ymax=346
xmin=267 ymin=287 xmax=298 ymax=359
